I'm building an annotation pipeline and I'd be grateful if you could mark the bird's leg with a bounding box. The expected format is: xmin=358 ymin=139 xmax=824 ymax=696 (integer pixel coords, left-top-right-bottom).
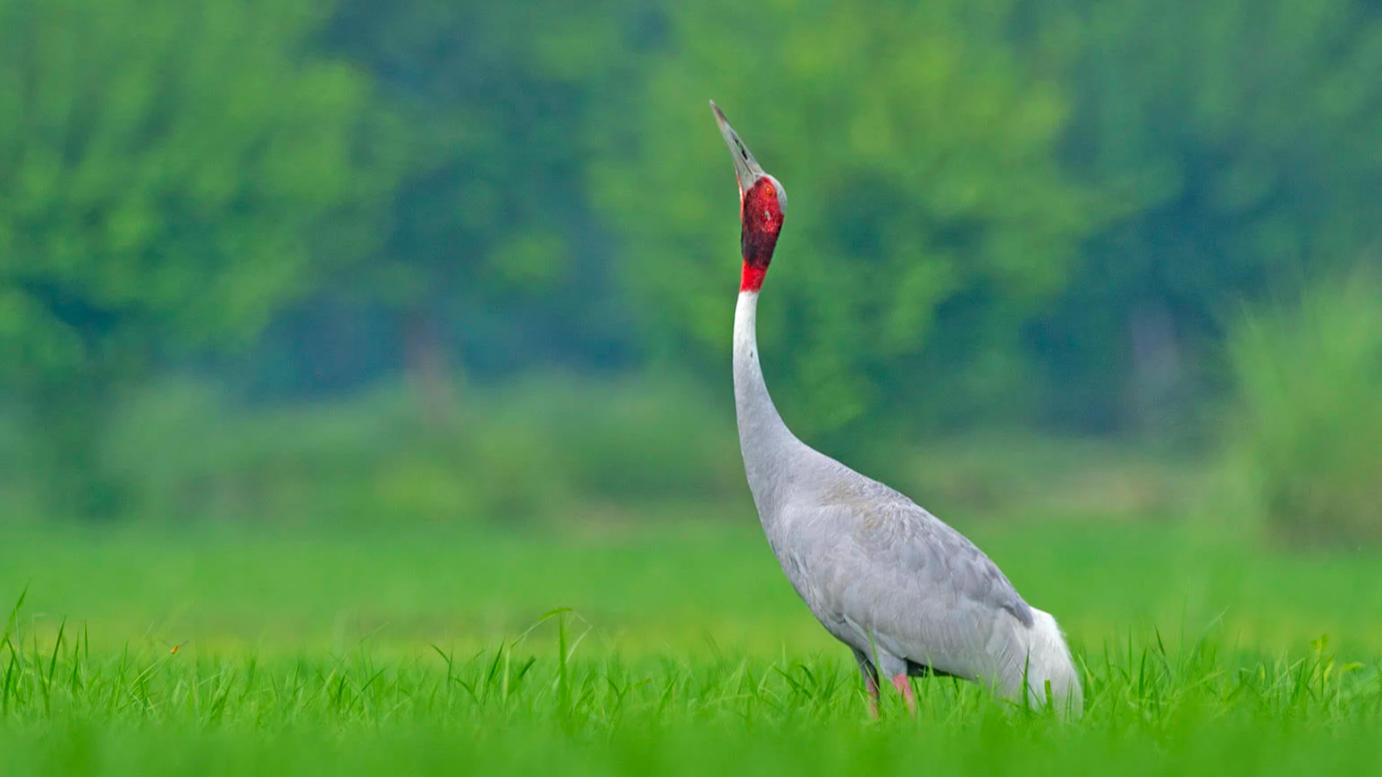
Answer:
xmin=864 ymin=673 xmax=881 ymax=719
xmin=891 ymin=673 xmax=916 ymax=716
xmin=854 ymin=650 xmax=881 ymax=719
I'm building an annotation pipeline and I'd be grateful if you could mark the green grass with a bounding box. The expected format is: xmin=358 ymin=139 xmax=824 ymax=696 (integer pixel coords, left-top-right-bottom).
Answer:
xmin=3 ymin=517 xmax=1382 ymax=775
xmin=1221 ymin=271 xmax=1382 ymax=546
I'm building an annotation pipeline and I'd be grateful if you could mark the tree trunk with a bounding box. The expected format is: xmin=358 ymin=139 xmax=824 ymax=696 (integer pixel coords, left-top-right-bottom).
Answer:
xmin=402 ymin=305 xmax=457 ymax=426
xmin=1127 ymin=300 xmax=1185 ymax=435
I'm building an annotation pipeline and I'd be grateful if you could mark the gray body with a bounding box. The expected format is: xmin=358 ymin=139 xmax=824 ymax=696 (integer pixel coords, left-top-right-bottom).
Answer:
xmin=734 ymin=291 xmax=1082 ymax=713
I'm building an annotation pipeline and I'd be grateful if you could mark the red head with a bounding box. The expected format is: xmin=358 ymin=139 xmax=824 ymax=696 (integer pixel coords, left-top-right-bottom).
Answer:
xmin=711 ymin=101 xmax=788 ymax=292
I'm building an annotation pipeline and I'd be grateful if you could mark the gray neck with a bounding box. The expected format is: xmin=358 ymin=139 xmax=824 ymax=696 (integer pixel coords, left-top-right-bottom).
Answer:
xmin=734 ymin=291 xmax=801 ymax=520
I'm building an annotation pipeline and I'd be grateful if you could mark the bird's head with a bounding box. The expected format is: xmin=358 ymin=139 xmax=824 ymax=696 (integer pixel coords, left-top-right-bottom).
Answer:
xmin=711 ymin=101 xmax=787 ymax=292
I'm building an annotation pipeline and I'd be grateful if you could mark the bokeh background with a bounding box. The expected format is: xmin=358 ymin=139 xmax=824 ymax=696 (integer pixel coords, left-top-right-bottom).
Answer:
xmin=3 ymin=0 xmax=1382 ymax=657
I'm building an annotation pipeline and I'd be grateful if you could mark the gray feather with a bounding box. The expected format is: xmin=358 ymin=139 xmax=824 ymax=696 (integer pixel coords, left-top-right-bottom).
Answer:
xmin=732 ymin=291 xmax=1081 ymax=713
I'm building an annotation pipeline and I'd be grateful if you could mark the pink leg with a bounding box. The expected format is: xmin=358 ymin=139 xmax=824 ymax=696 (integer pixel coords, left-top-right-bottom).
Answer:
xmin=864 ymin=673 xmax=881 ymax=718
xmin=892 ymin=673 xmax=916 ymax=716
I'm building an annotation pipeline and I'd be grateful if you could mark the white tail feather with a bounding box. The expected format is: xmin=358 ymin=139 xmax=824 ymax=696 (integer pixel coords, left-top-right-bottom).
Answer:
xmin=1008 ymin=608 xmax=1083 ymax=717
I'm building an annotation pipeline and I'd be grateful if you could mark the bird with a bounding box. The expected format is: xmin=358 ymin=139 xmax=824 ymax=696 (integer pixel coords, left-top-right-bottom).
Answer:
xmin=709 ymin=100 xmax=1083 ymax=717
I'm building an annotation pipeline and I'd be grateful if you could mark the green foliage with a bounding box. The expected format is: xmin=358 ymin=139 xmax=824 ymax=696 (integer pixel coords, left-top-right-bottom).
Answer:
xmin=1032 ymin=0 xmax=1382 ymax=429
xmin=6 ymin=0 xmax=1382 ymax=524
xmin=97 ymin=375 xmax=742 ymax=525
xmin=592 ymin=0 xmax=1102 ymax=440
xmin=0 ymin=0 xmax=369 ymax=366
xmin=1071 ymin=0 xmax=1382 ymax=268
xmin=9 ymin=705 xmax=1382 ymax=777
xmin=898 ymin=432 xmax=1200 ymax=519
xmin=6 ymin=518 xmax=1382 ymax=661
xmin=1222 ymin=272 xmax=1382 ymax=547
xmin=321 ymin=0 xmax=646 ymax=376
xmin=477 ymin=376 xmax=742 ymax=503
xmin=0 ymin=0 xmax=376 ymax=514
xmin=2 ymin=528 xmax=1382 ymax=774
xmin=0 ymin=614 xmax=1378 ymax=733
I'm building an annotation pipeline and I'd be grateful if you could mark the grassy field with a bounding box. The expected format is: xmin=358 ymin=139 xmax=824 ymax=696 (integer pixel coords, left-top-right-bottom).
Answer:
xmin=3 ymin=515 xmax=1382 ymax=775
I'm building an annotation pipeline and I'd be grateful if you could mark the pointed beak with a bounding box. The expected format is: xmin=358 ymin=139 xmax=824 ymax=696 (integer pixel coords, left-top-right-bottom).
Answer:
xmin=710 ymin=100 xmax=766 ymax=195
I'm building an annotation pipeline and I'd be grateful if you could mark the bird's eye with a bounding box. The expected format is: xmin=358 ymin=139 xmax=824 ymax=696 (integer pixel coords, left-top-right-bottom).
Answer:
xmin=763 ymin=183 xmax=775 ymax=197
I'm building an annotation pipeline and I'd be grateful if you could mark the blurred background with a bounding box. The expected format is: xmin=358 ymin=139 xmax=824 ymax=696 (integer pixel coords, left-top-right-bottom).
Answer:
xmin=2 ymin=0 xmax=1382 ymax=654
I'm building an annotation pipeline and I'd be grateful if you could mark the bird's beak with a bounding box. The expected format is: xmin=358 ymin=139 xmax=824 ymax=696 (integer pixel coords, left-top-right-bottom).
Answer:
xmin=710 ymin=100 xmax=766 ymax=196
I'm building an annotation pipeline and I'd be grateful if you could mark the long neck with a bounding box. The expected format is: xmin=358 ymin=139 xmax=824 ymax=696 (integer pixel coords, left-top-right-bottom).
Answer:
xmin=734 ymin=288 xmax=799 ymax=519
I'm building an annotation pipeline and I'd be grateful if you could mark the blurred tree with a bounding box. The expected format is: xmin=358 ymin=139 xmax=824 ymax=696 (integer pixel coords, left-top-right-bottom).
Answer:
xmin=592 ymin=0 xmax=1102 ymax=451
xmin=0 ymin=0 xmax=374 ymax=516
xmin=321 ymin=0 xmax=652 ymax=420
xmin=1027 ymin=0 xmax=1382 ymax=434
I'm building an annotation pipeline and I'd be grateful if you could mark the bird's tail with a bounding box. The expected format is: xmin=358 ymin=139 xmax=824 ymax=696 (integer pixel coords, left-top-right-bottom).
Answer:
xmin=1009 ymin=608 xmax=1083 ymax=718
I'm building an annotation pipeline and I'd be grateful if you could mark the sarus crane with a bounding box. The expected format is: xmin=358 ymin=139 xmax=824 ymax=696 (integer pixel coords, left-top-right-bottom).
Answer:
xmin=711 ymin=100 xmax=1082 ymax=717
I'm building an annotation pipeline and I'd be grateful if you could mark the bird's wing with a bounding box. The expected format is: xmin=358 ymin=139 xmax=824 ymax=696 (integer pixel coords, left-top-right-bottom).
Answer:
xmin=786 ymin=469 xmax=1033 ymax=676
